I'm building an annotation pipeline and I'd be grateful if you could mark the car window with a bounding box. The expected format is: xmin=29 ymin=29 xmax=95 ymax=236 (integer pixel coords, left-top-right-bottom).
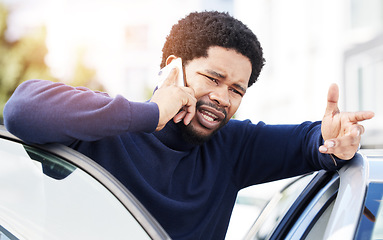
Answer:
xmin=355 ymin=182 xmax=383 ymax=240
xmin=284 ymin=174 xmax=339 ymax=240
xmin=244 ymin=173 xmax=315 ymax=240
xmin=227 ymin=177 xmax=300 ymax=239
xmin=0 ymin=138 xmax=151 ymax=240
xmin=0 ymin=224 xmax=16 ymax=240
xmin=303 ymin=198 xmax=336 ymax=240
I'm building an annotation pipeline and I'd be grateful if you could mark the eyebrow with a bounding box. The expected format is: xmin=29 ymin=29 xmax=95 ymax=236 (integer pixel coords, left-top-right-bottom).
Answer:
xmin=205 ymin=69 xmax=247 ymax=94
xmin=205 ymin=69 xmax=226 ymax=79
xmin=234 ymin=83 xmax=247 ymax=94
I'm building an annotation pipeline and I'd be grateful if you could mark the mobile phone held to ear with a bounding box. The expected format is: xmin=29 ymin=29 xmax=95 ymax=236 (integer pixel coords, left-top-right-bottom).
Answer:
xmin=157 ymin=58 xmax=184 ymax=88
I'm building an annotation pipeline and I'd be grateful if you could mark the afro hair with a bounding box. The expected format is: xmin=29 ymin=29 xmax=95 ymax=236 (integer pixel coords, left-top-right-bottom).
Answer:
xmin=161 ymin=11 xmax=265 ymax=87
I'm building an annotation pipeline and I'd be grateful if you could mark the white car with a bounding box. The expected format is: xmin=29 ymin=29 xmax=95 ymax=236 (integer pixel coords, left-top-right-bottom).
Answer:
xmin=1 ymin=124 xmax=382 ymax=240
xmin=0 ymin=125 xmax=170 ymax=240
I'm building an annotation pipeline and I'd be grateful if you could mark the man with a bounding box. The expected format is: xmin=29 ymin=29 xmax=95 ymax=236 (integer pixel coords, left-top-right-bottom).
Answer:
xmin=3 ymin=11 xmax=374 ymax=239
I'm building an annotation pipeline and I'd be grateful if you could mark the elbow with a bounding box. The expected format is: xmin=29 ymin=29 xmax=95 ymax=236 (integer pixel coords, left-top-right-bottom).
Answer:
xmin=3 ymin=99 xmax=43 ymax=144
xmin=3 ymin=80 xmax=38 ymax=136
xmin=3 ymin=82 xmax=38 ymax=140
xmin=3 ymin=97 xmax=25 ymax=136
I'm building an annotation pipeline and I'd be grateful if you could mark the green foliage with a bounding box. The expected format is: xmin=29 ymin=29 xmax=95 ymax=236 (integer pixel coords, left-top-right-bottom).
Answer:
xmin=0 ymin=3 xmax=103 ymax=123
xmin=0 ymin=4 xmax=55 ymax=122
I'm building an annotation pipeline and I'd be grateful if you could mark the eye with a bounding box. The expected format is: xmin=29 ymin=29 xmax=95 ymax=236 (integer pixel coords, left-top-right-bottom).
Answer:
xmin=204 ymin=75 xmax=218 ymax=85
xmin=230 ymin=88 xmax=244 ymax=97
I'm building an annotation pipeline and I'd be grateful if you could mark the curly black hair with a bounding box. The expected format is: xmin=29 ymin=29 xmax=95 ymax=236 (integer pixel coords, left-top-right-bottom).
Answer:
xmin=161 ymin=11 xmax=265 ymax=87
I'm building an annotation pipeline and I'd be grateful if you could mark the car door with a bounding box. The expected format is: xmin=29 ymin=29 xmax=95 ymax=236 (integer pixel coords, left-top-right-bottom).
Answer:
xmin=0 ymin=126 xmax=170 ymax=240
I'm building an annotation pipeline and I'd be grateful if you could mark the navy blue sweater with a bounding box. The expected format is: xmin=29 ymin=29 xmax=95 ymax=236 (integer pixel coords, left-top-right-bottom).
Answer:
xmin=3 ymin=80 xmax=346 ymax=239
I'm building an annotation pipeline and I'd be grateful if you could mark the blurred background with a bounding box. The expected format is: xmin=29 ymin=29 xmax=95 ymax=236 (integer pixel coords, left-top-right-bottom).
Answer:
xmin=0 ymin=0 xmax=382 ymax=238
xmin=0 ymin=0 xmax=382 ymax=146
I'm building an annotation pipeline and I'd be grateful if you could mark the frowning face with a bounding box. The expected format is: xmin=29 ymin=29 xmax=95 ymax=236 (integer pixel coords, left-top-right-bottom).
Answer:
xmin=177 ymin=46 xmax=252 ymax=144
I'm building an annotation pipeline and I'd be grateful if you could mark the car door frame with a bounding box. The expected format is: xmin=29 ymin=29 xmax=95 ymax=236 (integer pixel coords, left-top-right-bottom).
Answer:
xmin=244 ymin=153 xmax=368 ymax=240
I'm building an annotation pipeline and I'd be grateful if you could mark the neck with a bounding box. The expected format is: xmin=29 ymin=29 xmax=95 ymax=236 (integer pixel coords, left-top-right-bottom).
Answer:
xmin=153 ymin=121 xmax=198 ymax=151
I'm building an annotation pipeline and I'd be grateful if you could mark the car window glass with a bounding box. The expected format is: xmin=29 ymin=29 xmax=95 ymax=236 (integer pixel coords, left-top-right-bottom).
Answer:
xmin=356 ymin=182 xmax=383 ymax=240
xmin=244 ymin=173 xmax=315 ymax=240
xmin=303 ymin=199 xmax=336 ymax=240
xmin=372 ymin=193 xmax=383 ymax=239
xmin=0 ymin=138 xmax=150 ymax=240
xmin=228 ymin=177 xmax=298 ymax=239
xmin=0 ymin=224 xmax=16 ymax=240
xmin=283 ymin=174 xmax=339 ymax=240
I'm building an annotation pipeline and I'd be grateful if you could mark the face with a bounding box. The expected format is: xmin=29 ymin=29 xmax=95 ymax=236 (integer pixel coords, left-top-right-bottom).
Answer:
xmin=177 ymin=46 xmax=252 ymax=144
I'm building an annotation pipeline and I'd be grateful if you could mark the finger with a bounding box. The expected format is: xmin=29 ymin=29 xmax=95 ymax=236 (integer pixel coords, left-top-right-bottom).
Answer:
xmin=327 ymin=133 xmax=361 ymax=150
xmin=319 ymin=139 xmax=336 ymax=154
xmin=173 ymin=103 xmax=195 ymax=125
xmin=183 ymin=105 xmax=196 ymax=125
xmin=162 ymin=68 xmax=179 ymax=87
xmin=325 ymin=83 xmax=340 ymax=116
xmin=319 ymin=133 xmax=361 ymax=160
xmin=181 ymin=86 xmax=196 ymax=98
xmin=173 ymin=109 xmax=186 ymax=123
xmin=347 ymin=111 xmax=375 ymax=123
xmin=345 ymin=125 xmax=364 ymax=137
xmin=182 ymin=93 xmax=197 ymax=125
xmin=171 ymin=87 xmax=196 ymax=125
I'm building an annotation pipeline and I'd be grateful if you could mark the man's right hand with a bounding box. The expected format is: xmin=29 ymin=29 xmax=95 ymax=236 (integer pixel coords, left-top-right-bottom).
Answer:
xmin=150 ymin=68 xmax=197 ymax=131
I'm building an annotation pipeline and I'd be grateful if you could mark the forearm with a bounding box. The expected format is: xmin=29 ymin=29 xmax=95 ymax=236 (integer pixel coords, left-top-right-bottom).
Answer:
xmin=3 ymin=80 xmax=159 ymax=144
xmin=231 ymin=121 xmax=347 ymax=188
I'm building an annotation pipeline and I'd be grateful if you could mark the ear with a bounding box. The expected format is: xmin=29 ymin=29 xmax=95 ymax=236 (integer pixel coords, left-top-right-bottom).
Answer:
xmin=166 ymin=55 xmax=178 ymax=65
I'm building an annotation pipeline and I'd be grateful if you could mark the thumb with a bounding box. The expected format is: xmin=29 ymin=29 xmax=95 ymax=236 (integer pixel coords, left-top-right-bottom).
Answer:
xmin=325 ymin=83 xmax=340 ymax=116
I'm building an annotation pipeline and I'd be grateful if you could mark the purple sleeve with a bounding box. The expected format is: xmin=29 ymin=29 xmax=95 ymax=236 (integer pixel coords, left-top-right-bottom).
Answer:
xmin=3 ymin=79 xmax=159 ymax=144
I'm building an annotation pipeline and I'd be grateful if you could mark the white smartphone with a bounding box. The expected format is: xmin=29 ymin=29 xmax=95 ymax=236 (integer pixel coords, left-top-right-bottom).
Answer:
xmin=157 ymin=58 xmax=184 ymax=88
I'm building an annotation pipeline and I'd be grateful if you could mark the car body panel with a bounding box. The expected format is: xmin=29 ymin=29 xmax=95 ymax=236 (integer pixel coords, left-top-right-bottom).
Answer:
xmin=324 ymin=152 xmax=368 ymax=240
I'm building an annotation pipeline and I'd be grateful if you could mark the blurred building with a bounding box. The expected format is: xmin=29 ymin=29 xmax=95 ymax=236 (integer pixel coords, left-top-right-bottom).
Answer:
xmin=344 ymin=38 xmax=383 ymax=148
xmin=234 ymin=0 xmax=383 ymax=147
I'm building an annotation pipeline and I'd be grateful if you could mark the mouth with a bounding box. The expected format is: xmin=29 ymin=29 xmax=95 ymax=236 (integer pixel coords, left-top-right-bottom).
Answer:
xmin=196 ymin=105 xmax=226 ymax=130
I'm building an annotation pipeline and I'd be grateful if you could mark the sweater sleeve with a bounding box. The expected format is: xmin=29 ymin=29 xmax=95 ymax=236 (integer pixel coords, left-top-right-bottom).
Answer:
xmin=226 ymin=120 xmax=348 ymax=188
xmin=3 ymin=79 xmax=159 ymax=144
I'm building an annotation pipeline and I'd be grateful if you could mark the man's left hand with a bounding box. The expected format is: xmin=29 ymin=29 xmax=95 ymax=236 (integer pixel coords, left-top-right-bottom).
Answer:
xmin=319 ymin=83 xmax=375 ymax=160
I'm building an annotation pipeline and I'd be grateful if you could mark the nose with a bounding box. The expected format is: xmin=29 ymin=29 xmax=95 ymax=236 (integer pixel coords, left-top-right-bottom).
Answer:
xmin=209 ymin=87 xmax=230 ymax=108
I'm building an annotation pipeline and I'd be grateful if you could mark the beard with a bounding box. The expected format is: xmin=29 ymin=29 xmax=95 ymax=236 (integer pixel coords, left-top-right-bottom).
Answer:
xmin=176 ymin=100 xmax=228 ymax=145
